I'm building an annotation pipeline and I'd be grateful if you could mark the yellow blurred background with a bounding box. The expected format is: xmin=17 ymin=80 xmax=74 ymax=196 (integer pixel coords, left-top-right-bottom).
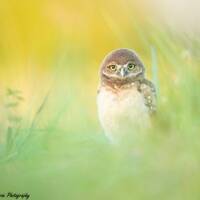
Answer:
xmin=0 ymin=0 xmax=199 ymax=118
xmin=0 ymin=0 xmax=152 ymax=114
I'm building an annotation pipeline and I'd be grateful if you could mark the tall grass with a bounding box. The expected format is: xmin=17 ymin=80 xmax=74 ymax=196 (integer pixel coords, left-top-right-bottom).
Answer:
xmin=0 ymin=30 xmax=199 ymax=200
xmin=0 ymin=1 xmax=200 ymax=198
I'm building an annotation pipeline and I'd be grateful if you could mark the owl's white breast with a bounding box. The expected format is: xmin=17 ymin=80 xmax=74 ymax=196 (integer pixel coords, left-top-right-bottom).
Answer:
xmin=97 ymin=86 xmax=149 ymax=140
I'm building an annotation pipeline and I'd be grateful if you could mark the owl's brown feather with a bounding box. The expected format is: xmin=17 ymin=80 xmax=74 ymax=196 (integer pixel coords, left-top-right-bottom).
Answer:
xmin=138 ymin=79 xmax=156 ymax=114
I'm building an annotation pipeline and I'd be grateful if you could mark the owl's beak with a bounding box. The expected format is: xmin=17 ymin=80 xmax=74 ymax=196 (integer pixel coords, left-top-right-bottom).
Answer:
xmin=120 ymin=68 xmax=126 ymax=77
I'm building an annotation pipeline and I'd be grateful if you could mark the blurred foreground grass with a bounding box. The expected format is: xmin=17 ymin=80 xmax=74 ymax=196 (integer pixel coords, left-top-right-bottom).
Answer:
xmin=0 ymin=1 xmax=200 ymax=199
xmin=0 ymin=30 xmax=199 ymax=200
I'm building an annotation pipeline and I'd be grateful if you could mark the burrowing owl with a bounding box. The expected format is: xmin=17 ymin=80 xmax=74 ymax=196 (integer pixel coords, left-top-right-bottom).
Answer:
xmin=97 ymin=48 xmax=156 ymax=142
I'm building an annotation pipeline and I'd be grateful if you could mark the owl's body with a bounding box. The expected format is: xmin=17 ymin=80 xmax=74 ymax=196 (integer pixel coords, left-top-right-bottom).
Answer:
xmin=97 ymin=83 xmax=150 ymax=140
xmin=97 ymin=49 xmax=156 ymax=141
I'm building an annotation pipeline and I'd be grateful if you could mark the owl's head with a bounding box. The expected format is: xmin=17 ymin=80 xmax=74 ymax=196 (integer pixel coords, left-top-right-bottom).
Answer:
xmin=100 ymin=48 xmax=145 ymax=86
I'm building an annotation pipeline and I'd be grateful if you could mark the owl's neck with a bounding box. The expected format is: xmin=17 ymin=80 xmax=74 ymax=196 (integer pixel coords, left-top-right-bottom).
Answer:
xmin=101 ymin=79 xmax=143 ymax=92
xmin=101 ymin=74 xmax=144 ymax=91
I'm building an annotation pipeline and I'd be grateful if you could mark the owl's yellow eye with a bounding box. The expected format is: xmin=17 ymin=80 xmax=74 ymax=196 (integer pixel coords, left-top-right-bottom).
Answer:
xmin=107 ymin=64 xmax=117 ymax=71
xmin=127 ymin=63 xmax=136 ymax=71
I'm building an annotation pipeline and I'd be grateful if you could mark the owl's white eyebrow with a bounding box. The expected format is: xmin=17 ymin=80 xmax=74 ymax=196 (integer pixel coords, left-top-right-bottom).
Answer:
xmin=115 ymin=62 xmax=135 ymax=68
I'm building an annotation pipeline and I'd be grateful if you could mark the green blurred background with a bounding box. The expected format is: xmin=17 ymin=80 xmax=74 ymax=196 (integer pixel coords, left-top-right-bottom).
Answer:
xmin=0 ymin=0 xmax=200 ymax=199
